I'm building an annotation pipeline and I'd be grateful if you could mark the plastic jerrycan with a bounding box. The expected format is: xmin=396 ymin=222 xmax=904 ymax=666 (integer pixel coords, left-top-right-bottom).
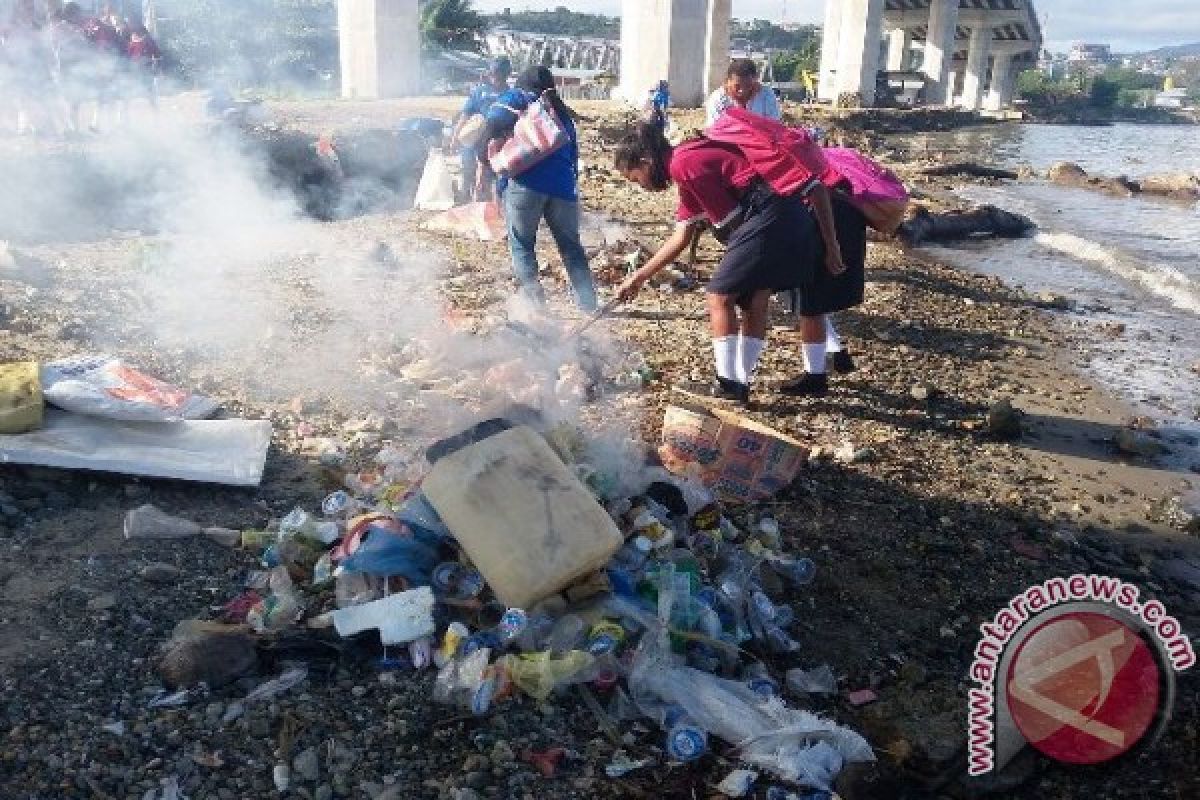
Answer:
xmin=422 ymin=426 xmax=623 ymax=610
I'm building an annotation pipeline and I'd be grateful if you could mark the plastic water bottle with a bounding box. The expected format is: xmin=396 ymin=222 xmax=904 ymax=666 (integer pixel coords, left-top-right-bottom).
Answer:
xmin=585 ymin=621 xmax=626 ymax=655
xmin=770 ymin=555 xmax=816 ymax=586
xmin=546 ymin=614 xmax=587 ymax=655
xmin=743 ymin=662 xmax=780 ymax=700
xmin=662 ymin=706 xmax=707 ymax=762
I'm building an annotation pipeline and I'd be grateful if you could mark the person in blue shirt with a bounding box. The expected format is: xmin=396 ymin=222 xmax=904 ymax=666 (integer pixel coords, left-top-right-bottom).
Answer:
xmin=644 ymin=80 xmax=669 ymax=132
xmin=483 ymin=65 xmax=597 ymax=311
xmin=449 ymin=56 xmax=511 ymax=202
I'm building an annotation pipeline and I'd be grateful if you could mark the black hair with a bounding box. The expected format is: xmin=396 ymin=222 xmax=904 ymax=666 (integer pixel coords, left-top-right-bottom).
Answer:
xmin=517 ymin=65 xmax=574 ymax=125
xmin=726 ymin=59 xmax=758 ymax=80
xmin=613 ymin=122 xmax=673 ymax=190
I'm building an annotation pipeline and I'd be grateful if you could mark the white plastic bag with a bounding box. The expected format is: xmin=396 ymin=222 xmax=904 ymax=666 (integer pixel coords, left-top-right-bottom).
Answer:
xmin=414 ymin=150 xmax=456 ymax=211
xmin=41 ymin=355 xmax=219 ymax=421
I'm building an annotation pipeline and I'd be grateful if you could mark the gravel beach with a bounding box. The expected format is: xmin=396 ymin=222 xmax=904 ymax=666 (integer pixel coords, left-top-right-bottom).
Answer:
xmin=1 ymin=95 xmax=1197 ymax=800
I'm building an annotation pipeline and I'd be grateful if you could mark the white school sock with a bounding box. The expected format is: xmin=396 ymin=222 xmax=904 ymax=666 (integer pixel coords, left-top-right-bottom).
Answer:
xmin=736 ymin=336 xmax=765 ymax=384
xmin=825 ymin=317 xmax=844 ymax=353
xmin=713 ymin=336 xmax=739 ymax=382
xmin=802 ymin=342 xmax=827 ymax=375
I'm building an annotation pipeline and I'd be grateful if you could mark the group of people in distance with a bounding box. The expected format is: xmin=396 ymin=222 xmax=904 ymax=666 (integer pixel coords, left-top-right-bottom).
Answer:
xmin=1 ymin=0 xmax=162 ymax=137
xmin=450 ymin=55 xmax=869 ymax=407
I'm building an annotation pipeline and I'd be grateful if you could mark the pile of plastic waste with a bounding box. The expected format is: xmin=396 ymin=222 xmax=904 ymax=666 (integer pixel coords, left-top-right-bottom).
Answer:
xmin=204 ymin=415 xmax=872 ymax=795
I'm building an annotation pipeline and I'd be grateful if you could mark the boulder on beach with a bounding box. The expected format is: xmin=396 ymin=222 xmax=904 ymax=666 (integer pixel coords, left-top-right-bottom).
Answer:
xmin=1048 ymin=162 xmax=1088 ymax=185
xmin=158 ymin=621 xmax=259 ymax=689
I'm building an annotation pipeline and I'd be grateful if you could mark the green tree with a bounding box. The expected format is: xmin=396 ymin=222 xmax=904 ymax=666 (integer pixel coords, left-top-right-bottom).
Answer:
xmin=158 ymin=0 xmax=337 ymax=90
xmin=486 ymin=7 xmax=618 ymax=38
xmin=1089 ymin=76 xmax=1119 ymax=108
xmin=1100 ymin=67 xmax=1161 ymax=92
xmin=419 ymin=0 xmax=485 ymax=54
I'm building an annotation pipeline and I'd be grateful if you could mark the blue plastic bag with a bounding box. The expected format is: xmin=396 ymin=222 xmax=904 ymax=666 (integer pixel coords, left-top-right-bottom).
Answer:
xmin=339 ymin=522 xmax=442 ymax=585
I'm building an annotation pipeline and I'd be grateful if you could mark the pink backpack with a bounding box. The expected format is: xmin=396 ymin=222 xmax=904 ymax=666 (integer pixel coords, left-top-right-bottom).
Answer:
xmin=823 ymin=147 xmax=909 ymax=234
xmin=706 ymin=107 xmax=840 ymax=197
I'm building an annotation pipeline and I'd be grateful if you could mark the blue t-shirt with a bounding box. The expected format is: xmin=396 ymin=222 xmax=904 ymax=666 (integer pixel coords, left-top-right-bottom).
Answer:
xmin=485 ymin=88 xmax=579 ymax=203
xmin=462 ymin=82 xmax=502 ymax=117
xmin=652 ymin=86 xmax=670 ymax=112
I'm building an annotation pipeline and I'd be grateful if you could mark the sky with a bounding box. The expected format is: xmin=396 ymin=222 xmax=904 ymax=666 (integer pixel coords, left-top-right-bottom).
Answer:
xmin=474 ymin=1 xmax=1200 ymax=54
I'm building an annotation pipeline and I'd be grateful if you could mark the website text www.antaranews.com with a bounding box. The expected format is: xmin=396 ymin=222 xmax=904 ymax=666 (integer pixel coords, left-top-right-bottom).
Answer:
xmin=966 ymin=573 xmax=1196 ymax=775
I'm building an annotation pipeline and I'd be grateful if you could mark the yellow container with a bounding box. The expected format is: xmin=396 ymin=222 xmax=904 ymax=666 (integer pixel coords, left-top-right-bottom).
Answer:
xmin=0 ymin=361 xmax=43 ymax=434
xmin=422 ymin=426 xmax=624 ymax=610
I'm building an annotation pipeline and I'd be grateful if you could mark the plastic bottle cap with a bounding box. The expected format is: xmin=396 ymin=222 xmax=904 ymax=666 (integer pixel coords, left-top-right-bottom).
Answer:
xmin=666 ymin=725 xmax=707 ymax=761
xmin=498 ymin=608 xmax=529 ymax=640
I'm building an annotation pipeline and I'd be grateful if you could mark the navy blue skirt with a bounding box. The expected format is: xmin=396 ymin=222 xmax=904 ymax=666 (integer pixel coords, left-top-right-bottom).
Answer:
xmin=796 ymin=193 xmax=867 ymax=315
xmin=707 ymin=182 xmax=821 ymax=298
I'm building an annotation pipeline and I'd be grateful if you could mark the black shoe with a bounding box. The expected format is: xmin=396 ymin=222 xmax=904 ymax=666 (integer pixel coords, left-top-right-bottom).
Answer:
xmin=779 ymin=372 xmax=829 ymax=397
xmin=673 ymin=377 xmax=750 ymax=407
xmin=830 ymin=350 xmax=857 ymax=374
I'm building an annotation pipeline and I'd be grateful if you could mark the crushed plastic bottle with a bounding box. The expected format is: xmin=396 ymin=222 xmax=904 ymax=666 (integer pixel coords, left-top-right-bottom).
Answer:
xmin=743 ymin=662 xmax=780 ymax=700
xmin=497 ymin=650 xmax=595 ymax=701
xmin=433 ymin=647 xmax=491 ymax=708
xmin=245 ymin=567 xmax=304 ymax=633
xmin=785 ymin=665 xmax=838 ymax=695
xmin=435 ymin=622 xmax=470 ymax=668
xmin=545 ymin=614 xmax=587 ymax=656
xmin=767 ymin=555 xmax=817 ymax=587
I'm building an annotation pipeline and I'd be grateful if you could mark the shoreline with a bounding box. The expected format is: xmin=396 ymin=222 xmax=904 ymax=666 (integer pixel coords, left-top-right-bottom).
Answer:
xmin=0 ymin=98 xmax=1197 ymax=799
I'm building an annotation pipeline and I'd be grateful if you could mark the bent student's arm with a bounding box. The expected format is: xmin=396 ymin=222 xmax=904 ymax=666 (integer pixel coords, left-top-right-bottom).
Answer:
xmin=636 ymin=224 xmax=696 ymax=283
xmin=807 ymin=182 xmax=844 ymax=272
xmin=617 ymin=224 xmax=696 ymax=302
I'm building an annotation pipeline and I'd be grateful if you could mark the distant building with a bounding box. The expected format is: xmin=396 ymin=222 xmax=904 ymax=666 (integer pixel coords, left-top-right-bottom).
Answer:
xmin=1155 ymin=88 xmax=1190 ymax=108
xmin=1069 ymin=42 xmax=1113 ymax=64
xmin=1038 ymin=50 xmax=1068 ymax=80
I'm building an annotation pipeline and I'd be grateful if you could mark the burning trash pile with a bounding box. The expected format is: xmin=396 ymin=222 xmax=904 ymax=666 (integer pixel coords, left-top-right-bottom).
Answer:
xmin=149 ymin=407 xmax=873 ymax=796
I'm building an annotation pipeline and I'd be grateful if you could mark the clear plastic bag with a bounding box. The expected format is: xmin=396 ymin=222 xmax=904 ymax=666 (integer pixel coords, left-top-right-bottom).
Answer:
xmin=628 ymin=627 xmax=873 ymax=789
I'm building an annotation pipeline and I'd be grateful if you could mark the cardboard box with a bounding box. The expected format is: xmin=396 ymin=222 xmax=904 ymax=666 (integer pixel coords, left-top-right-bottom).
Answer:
xmin=659 ymin=403 xmax=807 ymax=503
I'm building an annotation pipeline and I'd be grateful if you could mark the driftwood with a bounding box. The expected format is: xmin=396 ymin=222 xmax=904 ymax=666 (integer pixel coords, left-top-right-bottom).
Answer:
xmin=920 ymin=162 xmax=1019 ymax=180
xmin=898 ymin=205 xmax=1035 ymax=247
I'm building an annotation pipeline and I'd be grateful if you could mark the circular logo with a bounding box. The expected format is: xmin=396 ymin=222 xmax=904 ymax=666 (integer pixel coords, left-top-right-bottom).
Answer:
xmin=1005 ymin=611 xmax=1163 ymax=765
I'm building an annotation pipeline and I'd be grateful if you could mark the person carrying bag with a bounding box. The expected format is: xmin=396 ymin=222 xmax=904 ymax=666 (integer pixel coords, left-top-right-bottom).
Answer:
xmin=480 ymin=66 xmax=597 ymax=311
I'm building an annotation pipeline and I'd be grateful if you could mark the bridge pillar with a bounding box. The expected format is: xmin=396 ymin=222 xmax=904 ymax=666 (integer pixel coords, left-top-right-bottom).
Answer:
xmin=984 ymin=52 xmax=1016 ymax=111
xmin=959 ymin=24 xmax=993 ymax=110
xmin=337 ymin=0 xmax=420 ymax=99
xmin=886 ymin=27 xmax=911 ymax=72
xmin=817 ymin=0 xmax=844 ymax=102
xmin=833 ymin=0 xmax=885 ymax=106
xmin=618 ymin=0 xmax=730 ymax=108
xmin=922 ymin=0 xmax=959 ymax=106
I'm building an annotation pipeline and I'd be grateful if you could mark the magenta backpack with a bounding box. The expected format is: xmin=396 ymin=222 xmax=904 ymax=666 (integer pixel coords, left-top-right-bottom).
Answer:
xmin=823 ymin=147 xmax=909 ymax=234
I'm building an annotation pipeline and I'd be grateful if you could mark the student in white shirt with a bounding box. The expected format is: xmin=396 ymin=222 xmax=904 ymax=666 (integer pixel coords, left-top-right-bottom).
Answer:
xmin=705 ymin=59 xmax=781 ymax=128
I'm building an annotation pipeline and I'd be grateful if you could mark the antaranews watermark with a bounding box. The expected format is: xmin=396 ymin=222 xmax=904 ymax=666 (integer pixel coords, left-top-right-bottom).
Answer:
xmin=967 ymin=573 xmax=1195 ymax=776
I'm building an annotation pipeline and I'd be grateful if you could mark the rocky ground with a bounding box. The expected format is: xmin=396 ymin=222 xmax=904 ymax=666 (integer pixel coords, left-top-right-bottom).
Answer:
xmin=0 ymin=96 xmax=1198 ymax=800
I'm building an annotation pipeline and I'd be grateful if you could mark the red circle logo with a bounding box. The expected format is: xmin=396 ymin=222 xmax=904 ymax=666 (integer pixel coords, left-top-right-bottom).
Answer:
xmin=1005 ymin=611 xmax=1162 ymax=765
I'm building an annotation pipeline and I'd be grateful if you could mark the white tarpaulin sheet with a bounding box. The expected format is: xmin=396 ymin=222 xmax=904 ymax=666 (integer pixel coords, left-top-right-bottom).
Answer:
xmin=0 ymin=411 xmax=272 ymax=486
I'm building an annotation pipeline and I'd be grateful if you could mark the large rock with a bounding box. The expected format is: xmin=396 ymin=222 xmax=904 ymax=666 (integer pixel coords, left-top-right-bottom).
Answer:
xmin=1114 ymin=428 xmax=1165 ymax=458
xmin=986 ymin=399 xmax=1023 ymax=439
xmin=157 ymin=622 xmax=258 ymax=689
xmin=1139 ymin=172 xmax=1200 ymax=203
xmin=1048 ymin=162 xmax=1088 ymax=185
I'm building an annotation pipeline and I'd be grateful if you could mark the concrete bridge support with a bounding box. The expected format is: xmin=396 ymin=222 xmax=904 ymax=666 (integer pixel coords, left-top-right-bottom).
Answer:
xmin=617 ymin=0 xmax=731 ymax=108
xmin=817 ymin=0 xmax=885 ymax=106
xmin=886 ymin=27 xmax=910 ymax=72
xmin=922 ymin=0 xmax=960 ymax=106
xmin=338 ymin=0 xmax=420 ymax=99
xmin=983 ymin=52 xmax=1018 ymax=111
xmin=958 ymin=23 xmax=993 ymax=110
